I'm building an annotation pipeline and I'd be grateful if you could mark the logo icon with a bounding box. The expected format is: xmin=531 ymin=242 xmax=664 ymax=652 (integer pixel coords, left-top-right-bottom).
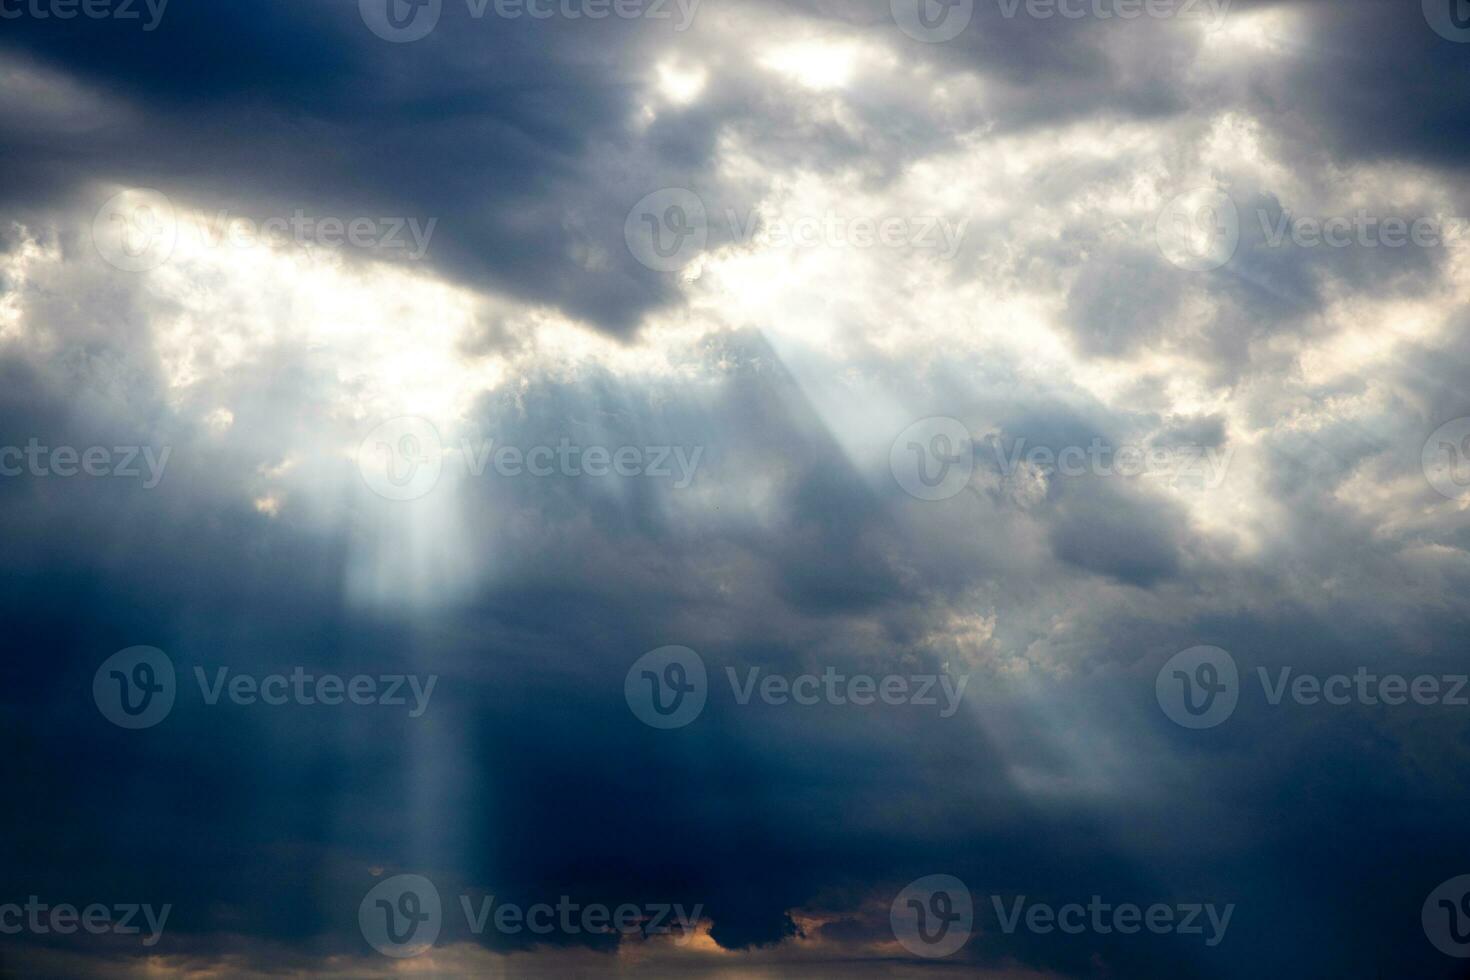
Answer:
xmin=1424 ymin=875 xmax=1470 ymax=957
xmin=1156 ymin=645 xmax=1238 ymax=729
xmin=625 ymin=646 xmax=707 ymax=729
xmin=360 ymin=874 xmax=442 ymax=957
xmin=1423 ymin=418 xmax=1470 ymax=500
xmin=891 ymin=874 xmax=973 ymax=958
xmin=890 ymin=0 xmax=973 ymax=42
xmin=93 ymin=646 xmax=176 ymax=729
xmin=358 ymin=416 xmax=444 ymax=501
xmin=1425 ymin=0 xmax=1470 ymax=42
xmin=1156 ymin=188 xmax=1239 ymax=272
xmin=92 ymin=189 xmax=177 ymax=273
xmin=624 ymin=189 xmax=708 ymax=272
xmin=359 ymin=0 xmax=441 ymax=42
xmin=890 ymin=417 xmax=973 ymax=501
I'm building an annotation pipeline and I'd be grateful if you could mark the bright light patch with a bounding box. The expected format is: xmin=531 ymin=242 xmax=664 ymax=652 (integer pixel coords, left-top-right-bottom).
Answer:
xmin=656 ymin=60 xmax=707 ymax=104
xmin=137 ymin=204 xmax=492 ymax=428
xmin=759 ymin=40 xmax=862 ymax=91
xmin=1206 ymin=5 xmax=1301 ymax=54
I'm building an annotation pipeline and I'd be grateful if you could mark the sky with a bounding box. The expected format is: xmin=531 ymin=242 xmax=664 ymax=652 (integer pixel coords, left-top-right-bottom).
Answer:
xmin=3 ymin=0 xmax=1470 ymax=976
